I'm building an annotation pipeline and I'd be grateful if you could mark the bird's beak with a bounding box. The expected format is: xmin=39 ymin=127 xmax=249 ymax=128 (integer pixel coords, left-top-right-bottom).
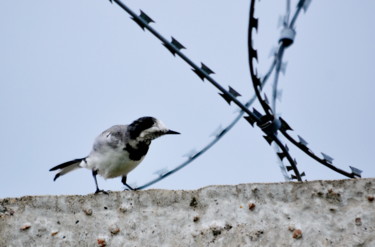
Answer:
xmin=166 ymin=129 xmax=180 ymax=135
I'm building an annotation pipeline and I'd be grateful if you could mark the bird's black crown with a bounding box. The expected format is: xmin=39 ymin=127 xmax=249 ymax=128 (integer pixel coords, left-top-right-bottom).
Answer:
xmin=128 ymin=116 xmax=156 ymax=139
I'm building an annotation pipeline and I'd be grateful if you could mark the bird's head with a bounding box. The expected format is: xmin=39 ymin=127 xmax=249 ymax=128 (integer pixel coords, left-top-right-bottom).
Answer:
xmin=128 ymin=116 xmax=180 ymax=142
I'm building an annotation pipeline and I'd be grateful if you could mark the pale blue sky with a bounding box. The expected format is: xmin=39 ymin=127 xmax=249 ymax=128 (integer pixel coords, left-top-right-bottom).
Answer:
xmin=1 ymin=0 xmax=374 ymax=197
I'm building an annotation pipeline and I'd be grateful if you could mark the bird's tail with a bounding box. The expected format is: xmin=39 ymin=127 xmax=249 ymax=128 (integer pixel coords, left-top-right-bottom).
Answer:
xmin=49 ymin=158 xmax=85 ymax=181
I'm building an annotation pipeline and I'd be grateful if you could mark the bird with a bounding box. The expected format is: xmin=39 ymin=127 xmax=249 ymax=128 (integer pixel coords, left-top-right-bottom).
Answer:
xmin=49 ymin=116 xmax=180 ymax=194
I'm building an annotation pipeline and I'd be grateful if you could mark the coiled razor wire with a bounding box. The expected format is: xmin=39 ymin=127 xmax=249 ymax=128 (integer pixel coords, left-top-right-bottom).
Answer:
xmin=105 ymin=0 xmax=362 ymax=189
xmin=248 ymin=0 xmax=361 ymax=179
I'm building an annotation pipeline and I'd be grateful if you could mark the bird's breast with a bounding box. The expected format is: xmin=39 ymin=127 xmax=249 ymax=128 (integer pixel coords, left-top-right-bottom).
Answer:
xmin=123 ymin=142 xmax=150 ymax=161
xmin=87 ymin=146 xmax=146 ymax=179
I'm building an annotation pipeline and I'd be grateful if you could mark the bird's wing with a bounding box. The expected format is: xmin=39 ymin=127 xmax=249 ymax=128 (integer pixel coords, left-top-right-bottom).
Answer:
xmin=93 ymin=125 xmax=128 ymax=151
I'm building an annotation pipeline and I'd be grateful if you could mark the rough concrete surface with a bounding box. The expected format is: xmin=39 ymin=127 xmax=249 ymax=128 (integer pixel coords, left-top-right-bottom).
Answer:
xmin=1 ymin=178 xmax=375 ymax=247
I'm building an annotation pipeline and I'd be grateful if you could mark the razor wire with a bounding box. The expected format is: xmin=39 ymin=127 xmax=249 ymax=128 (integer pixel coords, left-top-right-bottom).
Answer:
xmin=247 ymin=0 xmax=362 ymax=179
xmin=106 ymin=0 xmax=362 ymax=189
xmin=136 ymin=60 xmax=276 ymax=190
xmin=107 ymin=0 xmax=302 ymax=186
xmin=271 ymin=0 xmax=299 ymax=181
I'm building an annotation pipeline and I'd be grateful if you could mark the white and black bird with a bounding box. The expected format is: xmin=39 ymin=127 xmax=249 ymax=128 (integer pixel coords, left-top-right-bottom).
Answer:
xmin=49 ymin=116 xmax=180 ymax=193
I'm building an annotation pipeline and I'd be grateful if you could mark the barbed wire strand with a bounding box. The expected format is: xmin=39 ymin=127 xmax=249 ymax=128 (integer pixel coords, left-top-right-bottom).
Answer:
xmin=248 ymin=0 xmax=362 ymax=179
xmin=271 ymin=0 xmax=293 ymax=181
xmin=279 ymin=0 xmax=362 ymax=178
xmin=247 ymin=0 xmax=303 ymax=181
xmin=136 ymin=61 xmax=277 ymax=190
xmin=276 ymin=1 xmax=360 ymax=178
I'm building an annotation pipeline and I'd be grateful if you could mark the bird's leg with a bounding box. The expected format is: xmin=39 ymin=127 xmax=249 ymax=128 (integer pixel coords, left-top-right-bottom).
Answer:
xmin=92 ymin=170 xmax=108 ymax=194
xmin=122 ymin=176 xmax=137 ymax=191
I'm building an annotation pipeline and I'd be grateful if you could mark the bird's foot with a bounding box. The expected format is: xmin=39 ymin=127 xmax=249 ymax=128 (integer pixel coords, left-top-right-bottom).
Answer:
xmin=123 ymin=188 xmax=138 ymax=191
xmin=95 ymin=189 xmax=110 ymax=194
xmin=123 ymin=186 xmax=138 ymax=191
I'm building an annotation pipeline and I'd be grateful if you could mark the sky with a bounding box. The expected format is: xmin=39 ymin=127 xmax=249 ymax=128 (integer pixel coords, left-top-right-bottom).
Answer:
xmin=1 ymin=0 xmax=374 ymax=198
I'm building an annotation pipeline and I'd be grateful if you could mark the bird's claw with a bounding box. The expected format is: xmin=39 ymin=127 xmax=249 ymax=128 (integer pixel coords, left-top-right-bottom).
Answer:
xmin=95 ymin=189 xmax=110 ymax=194
xmin=123 ymin=187 xmax=138 ymax=191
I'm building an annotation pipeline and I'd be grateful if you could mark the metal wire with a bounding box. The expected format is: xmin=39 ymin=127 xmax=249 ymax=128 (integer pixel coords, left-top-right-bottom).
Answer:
xmin=247 ymin=0 xmax=361 ymax=179
xmin=136 ymin=59 xmax=277 ymax=190
xmin=106 ymin=0 xmax=362 ymax=189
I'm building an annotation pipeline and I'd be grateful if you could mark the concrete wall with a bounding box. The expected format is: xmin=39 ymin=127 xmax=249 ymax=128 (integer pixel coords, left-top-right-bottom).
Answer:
xmin=1 ymin=178 xmax=374 ymax=247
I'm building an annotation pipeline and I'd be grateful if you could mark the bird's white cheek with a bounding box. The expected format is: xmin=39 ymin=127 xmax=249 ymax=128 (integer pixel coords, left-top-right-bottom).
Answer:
xmin=139 ymin=131 xmax=148 ymax=139
xmin=139 ymin=127 xmax=158 ymax=139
